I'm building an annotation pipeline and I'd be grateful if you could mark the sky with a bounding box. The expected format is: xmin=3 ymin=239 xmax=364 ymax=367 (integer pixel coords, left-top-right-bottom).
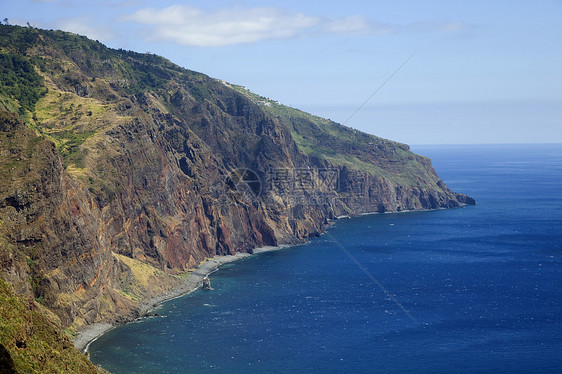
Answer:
xmin=1 ymin=0 xmax=561 ymax=144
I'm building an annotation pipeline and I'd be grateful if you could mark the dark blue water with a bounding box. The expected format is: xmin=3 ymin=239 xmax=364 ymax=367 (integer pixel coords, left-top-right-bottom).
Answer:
xmin=90 ymin=144 xmax=562 ymax=373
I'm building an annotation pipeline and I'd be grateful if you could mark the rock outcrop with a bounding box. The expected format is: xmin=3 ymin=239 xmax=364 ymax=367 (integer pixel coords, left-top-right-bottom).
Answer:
xmin=202 ymin=277 xmax=212 ymax=291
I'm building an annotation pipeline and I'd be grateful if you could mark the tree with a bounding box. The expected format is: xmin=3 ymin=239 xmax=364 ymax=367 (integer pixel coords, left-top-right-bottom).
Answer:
xmin=3 ymin=18 xmax=8 ymax=25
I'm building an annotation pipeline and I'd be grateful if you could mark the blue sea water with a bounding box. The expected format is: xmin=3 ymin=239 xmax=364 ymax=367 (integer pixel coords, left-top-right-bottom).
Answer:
xmin=89 ymin=144 xmax=562 ymax=374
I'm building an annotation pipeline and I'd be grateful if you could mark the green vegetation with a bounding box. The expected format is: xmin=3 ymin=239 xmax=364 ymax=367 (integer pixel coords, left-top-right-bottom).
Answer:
xmin=50 ymin=130 xmax=95 ymax=168
xmin=0 ymin=24 xmax=42 ymax=53
xmin=0 ymin=52 xmax=47 ymax=115
xmin=31 ymin=88 xmax=115 ymax=169
xmin=0 ymin=279 xmax=101 ymax=373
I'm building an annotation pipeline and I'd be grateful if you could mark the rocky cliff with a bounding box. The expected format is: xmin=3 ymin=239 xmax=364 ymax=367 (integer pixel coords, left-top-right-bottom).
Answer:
xmin=0 ymin=24 xmax=474 ymax=370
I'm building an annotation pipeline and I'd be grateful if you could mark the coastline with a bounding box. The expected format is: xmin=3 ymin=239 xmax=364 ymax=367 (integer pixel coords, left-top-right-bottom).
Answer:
xmin=74 ymin=245 xmax=285 ymax=352
xmin=73 ymin=206 xmax=473 ymax=352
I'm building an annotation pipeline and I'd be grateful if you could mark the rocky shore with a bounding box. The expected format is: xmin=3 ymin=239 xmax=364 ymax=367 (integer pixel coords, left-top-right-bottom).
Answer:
xmin=74 ymin=246 xmax=284 ymax=351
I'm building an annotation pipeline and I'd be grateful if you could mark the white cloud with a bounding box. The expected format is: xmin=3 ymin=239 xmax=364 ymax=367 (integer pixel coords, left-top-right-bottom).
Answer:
xmin=124 ymin=5 xmax=380 ymax=47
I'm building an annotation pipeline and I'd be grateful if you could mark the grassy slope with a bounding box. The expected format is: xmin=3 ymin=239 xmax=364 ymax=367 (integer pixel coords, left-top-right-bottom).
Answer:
xmin=0 ymin=279 xmax=104 ymax=373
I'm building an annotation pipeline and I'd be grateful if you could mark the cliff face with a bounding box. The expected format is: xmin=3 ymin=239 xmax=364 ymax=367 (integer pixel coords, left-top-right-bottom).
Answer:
xmin=0 ymin=24 xmax=474 ymax=360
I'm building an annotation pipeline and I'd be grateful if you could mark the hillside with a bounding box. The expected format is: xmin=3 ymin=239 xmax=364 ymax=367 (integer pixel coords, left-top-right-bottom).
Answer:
xmin=0 ymin=24 xmax=474 ymax=371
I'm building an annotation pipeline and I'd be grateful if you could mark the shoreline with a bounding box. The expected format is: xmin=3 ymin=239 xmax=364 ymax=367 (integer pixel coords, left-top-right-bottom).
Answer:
xmin=73 ymin=205 xmax=474 ymax=352
xmin=74 ymin=245 xmax=287 ymax=352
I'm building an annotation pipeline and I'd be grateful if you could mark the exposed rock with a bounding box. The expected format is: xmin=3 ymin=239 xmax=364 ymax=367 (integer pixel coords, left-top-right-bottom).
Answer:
xmin=202 ymin=277 xmax=212 ymax=290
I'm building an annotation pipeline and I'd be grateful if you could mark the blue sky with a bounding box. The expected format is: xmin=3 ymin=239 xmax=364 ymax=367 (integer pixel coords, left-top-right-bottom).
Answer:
xmin=2 ymin=0 xmax=561 ymax=144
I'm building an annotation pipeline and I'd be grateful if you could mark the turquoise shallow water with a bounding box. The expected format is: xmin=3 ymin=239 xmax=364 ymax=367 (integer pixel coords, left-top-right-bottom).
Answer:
xmin=90 ymin=144 xmax=562 ymax=373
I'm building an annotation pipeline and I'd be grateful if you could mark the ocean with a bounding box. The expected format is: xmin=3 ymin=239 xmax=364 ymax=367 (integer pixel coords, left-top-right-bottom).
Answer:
xmin=89 ymin=144 xmax=562 ymax=373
